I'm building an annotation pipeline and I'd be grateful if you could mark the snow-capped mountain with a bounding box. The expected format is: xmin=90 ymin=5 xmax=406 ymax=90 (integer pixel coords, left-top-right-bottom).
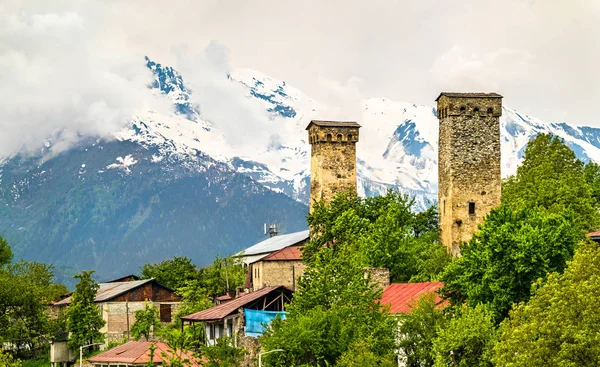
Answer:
xmin=1 ymin=56 xmax=598 ymax=280
xmin=130 ymin=58 xmax=600 ymax=210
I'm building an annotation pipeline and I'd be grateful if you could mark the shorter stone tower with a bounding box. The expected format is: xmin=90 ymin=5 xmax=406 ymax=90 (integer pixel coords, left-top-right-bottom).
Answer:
xmin=306 ymin=120 xmax=361 ymax=213
xmin=436 ymin=93 xmax=503 ymax=255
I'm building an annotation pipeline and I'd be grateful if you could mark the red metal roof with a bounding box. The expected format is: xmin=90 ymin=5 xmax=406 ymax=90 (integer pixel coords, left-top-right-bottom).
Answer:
xmin=260 ymin=244 xmax=303 ymax=261
xmin=380 ymin=282 xmax=445 ymax=314
xmin=88 ymin=341 xmax=202 ymax=366
xmin=181 ymin=286 xmax=287 ymax=322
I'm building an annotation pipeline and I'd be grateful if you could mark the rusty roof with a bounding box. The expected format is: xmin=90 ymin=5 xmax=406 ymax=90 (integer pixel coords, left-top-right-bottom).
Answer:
xmin=305 ymin=120 xmax=361 ymax=130
xmin=54 ymin=278 xmax=162 ymax=306
xmin=380 ymin=282 xmax=446 ymax=314
xmin=587 ymin=230 xmax=600 ymax=238
xmin=435 ymin=92 xmax=503 ymax=101
xmin=259 ymin=244 xmax=303 ymax=262
xmin=181 ymin=286 xmax=287 ymax=322
xmin=88 ymin=341 xmax=202 ymax=366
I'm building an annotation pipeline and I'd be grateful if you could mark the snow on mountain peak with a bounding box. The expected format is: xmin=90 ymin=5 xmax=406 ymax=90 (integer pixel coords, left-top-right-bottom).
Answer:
xmin=112 ymin=58 xmax=600 ymax=210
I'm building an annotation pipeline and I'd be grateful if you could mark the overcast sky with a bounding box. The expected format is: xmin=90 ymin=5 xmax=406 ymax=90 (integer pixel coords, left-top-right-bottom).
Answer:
xmin=1 ymin=0 xmax=598 ymax=157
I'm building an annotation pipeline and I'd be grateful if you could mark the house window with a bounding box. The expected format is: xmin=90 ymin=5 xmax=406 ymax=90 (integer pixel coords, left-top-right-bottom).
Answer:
xmin=209 ymin=324 xmax=215 ymax=339
xmin=228 ymin=321 xmax=233 ymax=337
xmin=160 ymin=304 xmax=171 ymax=323
xmin=469 ymin=202 xmax=476 ymax=215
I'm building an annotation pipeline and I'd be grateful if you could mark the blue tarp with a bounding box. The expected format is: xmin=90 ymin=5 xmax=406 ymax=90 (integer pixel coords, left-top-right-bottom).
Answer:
xmin=244 ymin=309 xmax=287 ymax=337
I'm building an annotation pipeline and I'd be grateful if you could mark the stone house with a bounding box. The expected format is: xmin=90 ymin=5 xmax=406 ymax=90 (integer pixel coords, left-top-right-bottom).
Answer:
xmin=53 ymin=278 xmax=181 ymax=342
xmin=247 ymin=243 xmax=306 ymax=291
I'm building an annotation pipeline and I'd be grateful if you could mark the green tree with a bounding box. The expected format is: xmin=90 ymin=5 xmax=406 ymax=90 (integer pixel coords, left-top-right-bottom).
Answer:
xmin=198 ymin=255 xmax=247 ymax=298
xmin=141 ymin=256 xmax=198 ymax=290
xmin=493 ymin=242 xmax=600 ymax=367
xmin=336 ymin=339 xmax=397 ymax=367
xmin=304 ymin=190 xmax=448 ymax=282
xmin=0 ymin=236 xmax=13 ymax=266
xmin=441 ymin=204 xmax=580 ymax=322
xmin=0 ymin=350 xmax=21 ymax=367
xmin=503 ymin=133 xmax=600 ymax=233
xmin=66 ymin=270 xmax=105 ymax=349
xmin=131 ymin=303 xmax=161 ymax=341
xmin=201 ymin=336 xmax=246 ymax=367
xmin=397 ymin=295 xmax=447 ymax=367
xmin=261 ymin=243 xmax=397 ymax=366
xmin=432 ymin=304 xmax=497 ymax=367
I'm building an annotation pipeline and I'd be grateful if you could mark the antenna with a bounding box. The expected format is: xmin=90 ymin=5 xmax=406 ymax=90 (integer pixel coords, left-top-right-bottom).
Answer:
xmin=265 ymin=223 xmax=280 ymax=238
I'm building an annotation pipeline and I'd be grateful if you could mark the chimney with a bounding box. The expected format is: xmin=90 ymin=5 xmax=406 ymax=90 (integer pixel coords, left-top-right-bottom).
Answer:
xmin=306 ymin=120 xmax=361 ymax=213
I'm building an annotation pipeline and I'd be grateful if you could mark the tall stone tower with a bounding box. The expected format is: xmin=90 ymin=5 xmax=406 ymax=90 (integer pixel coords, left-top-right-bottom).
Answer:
xmin=306 ymin=120 xmax=361 ymax=213
xmin=436 ymin=93 xmax=503 ymax=255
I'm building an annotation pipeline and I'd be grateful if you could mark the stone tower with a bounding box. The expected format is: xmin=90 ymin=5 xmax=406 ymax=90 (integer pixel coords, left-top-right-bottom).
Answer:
xmin=436 ymin=93 xmax=503 ymax=255
xmin=306 ymin=120 xmax=361 ymax=213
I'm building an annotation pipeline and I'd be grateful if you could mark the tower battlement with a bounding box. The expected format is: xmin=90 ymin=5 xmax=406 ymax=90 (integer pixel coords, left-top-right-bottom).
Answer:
xmin=437 ymin=92 xmax=502 ymax=255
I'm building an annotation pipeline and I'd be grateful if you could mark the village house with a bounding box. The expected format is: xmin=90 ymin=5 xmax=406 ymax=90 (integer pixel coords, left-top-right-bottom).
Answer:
xmin=53 ymin=277 xmax=181 ymax=342
xmin=246 ymin=242 xmax=306 ymax=291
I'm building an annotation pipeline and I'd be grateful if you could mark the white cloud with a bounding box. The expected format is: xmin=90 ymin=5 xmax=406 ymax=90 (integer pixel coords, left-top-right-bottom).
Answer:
xmin=0 ymin=0 xmax=598 ymax=160
xmin=173 ymin=41 xmax=284 ymax=150
xmin=0 ymin=0 xmax=163 ymax=158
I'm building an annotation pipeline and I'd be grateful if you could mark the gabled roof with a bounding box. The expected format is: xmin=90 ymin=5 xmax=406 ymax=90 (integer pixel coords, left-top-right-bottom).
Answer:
xmin=235 ymin=230 xmax=309 ymax=257
xmin=305 ymin=120 xmax=361 ymax=130
xmin=54 ymin=278 xmax=163 ymax=306
xmin=181 ymin=286 xmax=288 ymax=322
xmin=381 ymin=282 xmax=445 ymax=314
xmin=587 ymin=230 xmax=600 ymax=238
xmin=106 ymin=274 xmax=140 ymax=283
xmin=259 ymin=244 xmax=303 ymax=262
xmin=88 ymin=341 xmax=202 ymax=366
xmin=435 ymin=92 xmax=503 ymax=101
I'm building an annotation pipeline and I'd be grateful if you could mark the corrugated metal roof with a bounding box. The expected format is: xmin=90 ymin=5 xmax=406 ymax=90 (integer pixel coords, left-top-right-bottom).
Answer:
xmin=88 ymin=341 xmax=202 ymax=366
xmin=435 ymin=92 xmax=503 ymax=101
xmin=305 ymin=120 xmax=361 ymax=130
xmin=259 ymin=244 xmax=303 ymax=262
xmin=380 ymin=282 xmax=446 ymax=314
xmin=54 ymin=279 xmax=155 ymax=306
xmin=235 ymin=230 xmax=309 ymax=257
xmin=181 ymin=286 xmax=286 ymax=322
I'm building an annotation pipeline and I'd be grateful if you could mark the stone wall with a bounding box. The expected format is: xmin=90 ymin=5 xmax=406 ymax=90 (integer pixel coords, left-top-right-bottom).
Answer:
xmin=252 ymin=260 xmax=306 ymax=291
xmin=437 ymin=94 xmax=502 ymax=255
xmin=363 ymin=267 xmax=390 ymax=290
xmin=100 ymin=301 xmax=180 ymax=342
xmin=307 ymin=122 xmax=360 ymax=213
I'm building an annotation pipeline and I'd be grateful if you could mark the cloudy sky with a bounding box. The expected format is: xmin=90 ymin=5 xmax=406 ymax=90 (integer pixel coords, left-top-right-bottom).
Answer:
xmin=1 ymin=0 xmax=598 ymax=157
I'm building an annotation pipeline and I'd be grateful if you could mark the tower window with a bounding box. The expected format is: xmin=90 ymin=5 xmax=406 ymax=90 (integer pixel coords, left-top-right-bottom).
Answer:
xmin=487 ymin=107 xmax=493 ymax=114
xmin=337 ymin=134 xmax=343 ymax=142
xmin=460 ymin=106 xmax=466 ymax=112
xmin=473 ymin=107 xmax=480 ymax=113
xmin=468 ymin=202 xmax=476 ymax=215
xmin=327 ymin=134 xmax=332 ymax=142
xmin=348 ymin=134 xmax=353 ymax=141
